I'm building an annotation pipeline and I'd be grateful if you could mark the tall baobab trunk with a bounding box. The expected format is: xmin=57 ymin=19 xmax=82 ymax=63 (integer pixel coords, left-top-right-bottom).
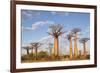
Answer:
xmin=35 ymin=47 xmax=38 ymax=60
xmin=54 ymin=37 xmax=59 ymax=57
xmin=79 ymin=38 xmax=89 ymax=58
xmin=49 ymin=43 xmax=53 ymax=56
xmin=27 ymin=49 xmax=29 ymax=55
xmin=48 ymin=24 xmax=64 ymax=59
xmin=83 ymin=42 xmax=86 ymax=57
xmin=74 ymin=33 xmax=78 ymax=58
xmin=69 ymin=37 xmax=73 ymax=59
xmin=50 ymin=49 xmax=52 ymax=56
xmin=51 ymin=48 xmax=54 ymax=55
xmin=71 ymin=28 xmax=81 ymax=58
xmin=30 ymin=42 xmax=41 ymax=60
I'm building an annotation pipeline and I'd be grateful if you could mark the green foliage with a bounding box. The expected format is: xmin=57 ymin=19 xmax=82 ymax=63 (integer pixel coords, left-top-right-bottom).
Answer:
xmin=38 ymin=51 xmax=49 ymax=58
xmin=21 ymin=51 xmax=49 ymax=62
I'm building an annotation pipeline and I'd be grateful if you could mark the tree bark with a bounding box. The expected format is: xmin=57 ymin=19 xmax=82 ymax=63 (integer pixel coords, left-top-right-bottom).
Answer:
xmin=54 ymin=37 xmax=59 ymax=57
xmin=70 ymin=37 xmax=73 ymax=59
xmin=35 ymin=47 xmax=38 ymax=60
xmin=83 ymin=42 xmax=86 ymax=57
xmin=27 ymin=49 xmax=29 ymax=55
xmin=74 ymin=33 xmax=78 ymax=58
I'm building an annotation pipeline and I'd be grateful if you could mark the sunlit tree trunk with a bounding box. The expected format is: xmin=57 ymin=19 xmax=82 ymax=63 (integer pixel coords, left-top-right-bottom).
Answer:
xmin=35 ymin=47 xmax=38 ymax=60
xmin=49 ymin=49 xmax=51 ymax=56
xmin=54 ymin=37 xmax=59 ymax=58
xmin=83 ymin=42 xmax=86 ymax=57
xmin=48 ymin=24 xmax=64 ymax=59
xmin=79 ymin=38 xmax=89 ymax=59
xmin=79 ymin=50 xmax=82 ymax=56
xmin=70 ymin=37 xmax=73 ymax=59
xmin=51 ymin=48 xmax=54 ymax=55
xmin=30 ymin=43 xmax=41 ymax=60
xmin=27 ymin=49 xmax=29 ymax=55
xmin=74 ymin=33 xmax=78 ymax=58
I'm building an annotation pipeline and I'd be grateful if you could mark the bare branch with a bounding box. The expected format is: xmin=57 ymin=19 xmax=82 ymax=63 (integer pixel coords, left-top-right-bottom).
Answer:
xmin=71 ymin=28 xmax=81 ymax=33
xmin=79 ymin=38 xmax=90 ymax=43
xmin=30 ymin=42 xmax=42 ymax=48
xmin=48 ymin=24 xmax=64 ymax=37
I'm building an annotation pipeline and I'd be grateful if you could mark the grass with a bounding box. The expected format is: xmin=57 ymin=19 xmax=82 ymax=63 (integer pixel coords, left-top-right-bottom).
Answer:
xmin=21 ymin=52 xmax=90 ymax=63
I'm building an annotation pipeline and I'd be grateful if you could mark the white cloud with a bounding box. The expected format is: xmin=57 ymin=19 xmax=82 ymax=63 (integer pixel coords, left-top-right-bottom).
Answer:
xmin=51 ymin=11 xmax=56 ymax=15
xmin=39 ymin=36 xmax=51 ymax=42
xmin=65 ymin=12 xmax=69 ymax=16
xmin=22 ymin=26 xmax=34 ymax=31
xmin=51 ymin=11 xmax=69 ymax=16
xmin=32 ymin=20 xmax=54 ymax=30
xmin=22 ymin=20 xmax=55 ymax=31
xmin=22 ymin=10 xmax=40 ymax=20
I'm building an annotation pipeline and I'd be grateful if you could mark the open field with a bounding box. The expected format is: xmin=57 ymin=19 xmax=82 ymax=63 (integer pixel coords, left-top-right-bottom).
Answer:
xmin=21 ymin=52 xmax=90 ymax=63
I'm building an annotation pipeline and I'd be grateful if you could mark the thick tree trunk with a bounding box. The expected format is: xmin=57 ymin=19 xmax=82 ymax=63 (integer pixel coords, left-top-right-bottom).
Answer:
xmin=79 ymin=50 xmax=82 ymax=56
xmin=35 ymin=48 xmax=38 ymax=60
xmin=83 ymin=42 xmax=86 ymax=57
xmin=27 ymin=49 xmax=29 ymax=55
xmin=54 ymin=37 xmax=59 ymax=57
xmin=74 ymin=33 xmax=78 ymax=58
xmin=51 ymin=48 xmax=54 ymax=55
xmin=70 ymin=38 xmax=73 ymax=59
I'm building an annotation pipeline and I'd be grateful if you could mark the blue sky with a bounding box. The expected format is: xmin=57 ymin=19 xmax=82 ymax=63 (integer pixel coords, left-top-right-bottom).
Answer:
xmin=21 ymin=9 xmax=90 ymax=55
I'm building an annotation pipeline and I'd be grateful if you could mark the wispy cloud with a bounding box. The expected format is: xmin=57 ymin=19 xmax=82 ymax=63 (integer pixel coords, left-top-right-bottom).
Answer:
xmin=22 ymin=27 xmax=33 ymax=31
xmin=22 ymin=20 xmax=55 ymax=31
xmin=21 ymin=10 xmax=40 ymax=20
xmin=39 ymin=36 xmax=52 ymax=43
xmin=32 ymin=20 xmax=54 ymax=30
xmin=51 ymin=11 xmax=69 ymax=16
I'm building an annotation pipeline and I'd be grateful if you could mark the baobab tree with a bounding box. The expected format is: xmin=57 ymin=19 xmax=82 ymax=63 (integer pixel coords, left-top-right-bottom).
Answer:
xmin=71 ymin=28 xmax=81 ymax=58
xmin=79 ymin=50 xmax=82 ymax=57
xmin=67 ymin=32 xmax=74 ymax=59
xmin=22 ymin=46 xmax=32 ymax=55
xmin=30 ymin=42 xmax=41 ymax=60
xmin=79 ymin=38 xmax=89 ymax=57
xmin=47 ymin=24 xmax=65 ymax=58
xmin=48 ymin=43 xmax=53 ymax=56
